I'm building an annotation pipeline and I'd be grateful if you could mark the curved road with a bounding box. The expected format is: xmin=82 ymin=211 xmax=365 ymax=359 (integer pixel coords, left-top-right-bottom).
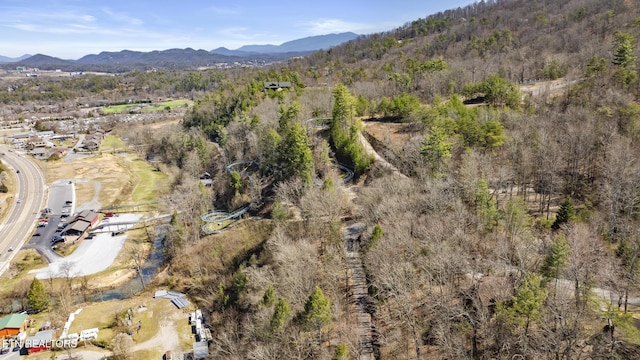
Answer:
xmin=0 ymin=147 xmax=46 ymax=274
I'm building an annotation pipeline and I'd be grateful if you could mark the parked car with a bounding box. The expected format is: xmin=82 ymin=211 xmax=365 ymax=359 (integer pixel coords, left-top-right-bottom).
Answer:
xmin=105 ymin=212 xmax=114 ymax=217
xmin=50 ymin=236 xmax=64 ymax=244
xmin=33 ymin=232 xmax=41 ymax=237
xmin=65 ymin=200 xmax=73 ymax=205
xmin=0 ymin=347 xmax=9 ymax=354
xmin=8 ymin=247 xmax=13 ymax=252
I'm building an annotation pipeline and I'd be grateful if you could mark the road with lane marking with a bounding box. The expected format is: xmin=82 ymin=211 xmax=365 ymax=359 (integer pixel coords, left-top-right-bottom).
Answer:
xmin=0 ymin=147 xmax=46 ymax=275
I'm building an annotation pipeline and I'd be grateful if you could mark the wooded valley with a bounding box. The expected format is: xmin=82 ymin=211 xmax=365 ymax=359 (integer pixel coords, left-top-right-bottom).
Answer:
xmin=3 ymin=0 xmax=640 ymax=358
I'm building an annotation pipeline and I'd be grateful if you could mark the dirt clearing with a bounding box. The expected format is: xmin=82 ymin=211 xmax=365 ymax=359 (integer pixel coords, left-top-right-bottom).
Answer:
xmin=43 ymin=153 xmax=131 ymax=206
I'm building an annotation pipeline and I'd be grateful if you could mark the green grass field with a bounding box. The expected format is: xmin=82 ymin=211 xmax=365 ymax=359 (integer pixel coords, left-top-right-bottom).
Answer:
xmin=99 ymin=99 xmax=191 ymax=114
xmin=131 ymin=159 xmax=168 ymax=203
xmin=102 ymin=135 xmax=128 ymax=151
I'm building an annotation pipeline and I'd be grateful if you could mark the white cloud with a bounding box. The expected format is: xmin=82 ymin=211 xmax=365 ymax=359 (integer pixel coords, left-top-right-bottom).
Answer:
xmin=9 ymin=22 xmax=88 ymax=34
xmin=304 ymin=18 xmax=366 ymax=34
xmin=208 ymin=6 xmax=238 ymax=15
xmin=0 ymin=9 xmax=96 ymax=24
xmin=101 ymin=7 xmax=143 ymax=26
xmin=301 ymin=18 xmax=399 ymax=36
xmin=78 ymin=14 xmax=96 ymax=22
xmin=8 ymin=23 xmax=39 ymax=32
xmin=217 ymin=27 xmax=252 ymax=40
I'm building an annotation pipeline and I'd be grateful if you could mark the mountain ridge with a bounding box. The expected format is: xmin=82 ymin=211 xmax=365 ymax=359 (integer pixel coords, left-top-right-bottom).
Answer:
xmin=0 ymin=32 xmax=359 ymax=71
xmin=0 ymin=54 xmax=32 ymax=64
xmin=220 ymin=32 xmax=360 ymax=55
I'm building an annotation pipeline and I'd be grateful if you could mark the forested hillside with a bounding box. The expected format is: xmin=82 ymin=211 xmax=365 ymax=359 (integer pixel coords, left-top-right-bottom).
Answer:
xmin=25 ymin=0 xmax=640 ymax=358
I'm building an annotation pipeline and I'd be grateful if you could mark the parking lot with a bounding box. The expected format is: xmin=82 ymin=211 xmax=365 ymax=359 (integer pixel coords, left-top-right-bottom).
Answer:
xmin=31 ymin=214 xmax=142 ymax=279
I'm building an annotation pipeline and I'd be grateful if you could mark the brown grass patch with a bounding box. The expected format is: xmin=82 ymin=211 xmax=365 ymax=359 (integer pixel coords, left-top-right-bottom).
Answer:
xmin=0 ymin=165 xmax=17 ymax=219
xmin=362 ymin=120 xmax=418 ymax=148
xmin=74 ymin=180 xmax=96 ymax=205
xmin=170 ymin=220 xmax=272 ymax=294
xmin=42 ymin=153 xmax=131 ymax=206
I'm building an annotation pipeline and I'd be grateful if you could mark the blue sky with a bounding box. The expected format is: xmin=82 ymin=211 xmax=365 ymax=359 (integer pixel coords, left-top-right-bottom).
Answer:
xmin=1 ymin=0 xmax=474 ymax=59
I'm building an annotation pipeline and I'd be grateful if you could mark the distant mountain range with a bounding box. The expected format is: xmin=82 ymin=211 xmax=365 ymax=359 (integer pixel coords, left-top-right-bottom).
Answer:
xmin=211 ymin=32 xmax=359 ymax=56
xmin=0 ymin=32 xmax=359 ymax=72
xmin=0 ymin=54 xmax=32 ymax=63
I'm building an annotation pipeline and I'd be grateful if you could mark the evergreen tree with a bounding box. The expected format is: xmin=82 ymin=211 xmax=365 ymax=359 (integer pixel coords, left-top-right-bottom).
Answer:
xmin=302 ymin=285 xmax=332 ymax=333
xmin=368 ymin=224 xmax=383 ymax=249
xmin=322 ymin=177 xmax=334 ymax=191
xmin=270 ymin=298 xmax=291 ymax=333
xmin=278 ymin=102 xmax=301 ymax=131
xmin=612 ymin=31 xmax=637 ymax=68
xmin=552 ymin=197 xmax=576 ymax=230
xmin=280 ymin=122 xmax=314 ymax=184
xmin=332 ymin=343 xmax=349 ymax=360
xmin=541 ymin=234 xmax=570 ymax=279
xmin=481 ymin=120 xmax=507 ymax=149
xmin=229 ymin=171 xmax=242 ymax=192
xmin=476 ymin=179 xmax=498 ymax=232
xmin=331 ymin=84 xmax=372 ymax=175
xmin=261 ymin=284 xmax=276 ymax=307
xmin=462 ymin=73 xmax=521 ymax=108
xmin=499 ymin=273 xmax=547 ymax=337
xmin=259 ymin=129 xmax=283 ymax=176
xmin=421 ymin=126 xmax=452 ymax=175
xmin=612 ymin=31 xmax=638 ymax=87
xmin=27 ymin=278 xmax=49 ymax=313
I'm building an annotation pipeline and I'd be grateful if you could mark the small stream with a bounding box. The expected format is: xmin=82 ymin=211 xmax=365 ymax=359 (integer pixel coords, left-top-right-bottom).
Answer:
xmin=92 ymin=234 xmax=165 ymax=301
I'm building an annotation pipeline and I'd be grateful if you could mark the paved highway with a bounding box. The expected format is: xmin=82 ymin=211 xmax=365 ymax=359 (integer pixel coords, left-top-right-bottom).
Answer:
xmin=0 ymin=147 xmax=46 ymax=274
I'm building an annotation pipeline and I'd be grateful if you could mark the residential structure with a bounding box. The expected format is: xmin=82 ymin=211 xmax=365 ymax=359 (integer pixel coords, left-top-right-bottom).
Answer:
xmin=0 ymin=313 xmax=28 ymax=338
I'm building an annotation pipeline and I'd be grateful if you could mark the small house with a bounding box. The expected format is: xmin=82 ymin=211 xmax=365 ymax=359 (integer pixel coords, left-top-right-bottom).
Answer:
xmin=50 ymin=149 xmax=67 ymax=159
xmin=0 ymin=313 xmax=28 ymax=338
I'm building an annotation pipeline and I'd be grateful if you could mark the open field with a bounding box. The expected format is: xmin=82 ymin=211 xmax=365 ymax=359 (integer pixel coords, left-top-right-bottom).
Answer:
xmin=99 ymin=99 xmax=192 ymax=114
xmin=43 ymin=153 xmax=129 ymax=206
xmin=129 ymin=159 xmax=169 ymax=203
xmin=43 ymin=151 xmax=169 ymax=207
xmin=102 ymin=135 xmax=128 ymax=152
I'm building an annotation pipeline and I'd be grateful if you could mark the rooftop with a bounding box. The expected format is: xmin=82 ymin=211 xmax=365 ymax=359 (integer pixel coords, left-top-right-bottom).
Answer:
xmin=0 ymin=313 xmax=28 ymax=330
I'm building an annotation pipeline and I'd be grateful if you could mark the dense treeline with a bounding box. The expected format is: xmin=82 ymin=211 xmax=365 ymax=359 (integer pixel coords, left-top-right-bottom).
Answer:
xmin=0 ymin=69 xmax=230 ymax=105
